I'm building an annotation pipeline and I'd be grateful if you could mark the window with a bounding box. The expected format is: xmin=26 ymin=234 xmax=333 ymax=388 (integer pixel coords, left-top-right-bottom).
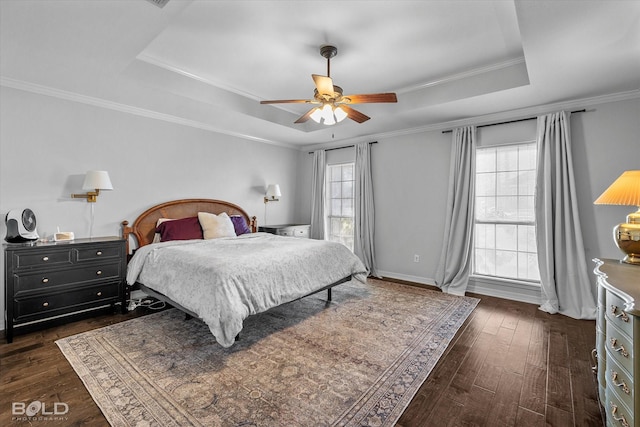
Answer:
xmin=327 ymin=163 xmax=354 ymax=251
xmin=474 ymin=142 xmax=540 ymax=282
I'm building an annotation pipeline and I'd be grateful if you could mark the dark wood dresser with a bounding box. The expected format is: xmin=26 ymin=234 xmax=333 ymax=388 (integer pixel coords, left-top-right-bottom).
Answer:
xmin=3 ymin=236 xmax=126 ymax=342
xmin=593 ymin=258 xmax=640 ymax=427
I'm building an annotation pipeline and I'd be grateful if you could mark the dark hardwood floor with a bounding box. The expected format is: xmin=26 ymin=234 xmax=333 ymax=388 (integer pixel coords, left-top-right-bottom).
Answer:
xmin=1 ymin=290 xmax=604 ymax=427
xmin=397 ymin=289 xmax=604 ymax=427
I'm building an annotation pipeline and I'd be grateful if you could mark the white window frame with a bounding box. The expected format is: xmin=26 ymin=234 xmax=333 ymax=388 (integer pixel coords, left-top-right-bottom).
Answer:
xmin=326 ymin=162 xmax=355 ymax=251
xmin=471 ymin=141 xmax=540 ymax=287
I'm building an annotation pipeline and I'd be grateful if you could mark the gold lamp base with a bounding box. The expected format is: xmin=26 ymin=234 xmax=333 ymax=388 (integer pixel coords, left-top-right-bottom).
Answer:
xmin=615 ymin=209 xmax=640 ymax=265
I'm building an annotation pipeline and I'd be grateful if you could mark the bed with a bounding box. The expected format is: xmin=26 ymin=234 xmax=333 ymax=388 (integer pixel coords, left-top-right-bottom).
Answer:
xmin=122 ymin=199 xmax=367 ymax=347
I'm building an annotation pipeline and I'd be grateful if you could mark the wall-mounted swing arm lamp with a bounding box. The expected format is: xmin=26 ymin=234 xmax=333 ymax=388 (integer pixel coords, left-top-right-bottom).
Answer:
xmin=72 ymin=171 xmax=113 ymax=202
xmin=264 ymin=184 xmax=282 ymax=203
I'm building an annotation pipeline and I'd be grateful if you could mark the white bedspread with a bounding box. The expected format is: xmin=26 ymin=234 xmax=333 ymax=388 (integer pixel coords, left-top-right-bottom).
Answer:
xmin=126 ymin=233 xmax=367 ymax=347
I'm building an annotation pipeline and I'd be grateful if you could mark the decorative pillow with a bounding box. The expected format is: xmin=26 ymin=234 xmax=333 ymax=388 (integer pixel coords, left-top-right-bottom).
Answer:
xmin=155 ymin=216 xmax=203 ymax=242
xmin=152 ymin=218 xmax=174 ymax=243
xmin=198 ymin=212 xmax=237 ymax=239
xmin=230 ymin=215 xmax=251 ymax=235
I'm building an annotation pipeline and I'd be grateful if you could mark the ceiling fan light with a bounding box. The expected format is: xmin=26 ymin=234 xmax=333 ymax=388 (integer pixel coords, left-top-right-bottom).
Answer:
xmin=334 ymin=106 xmax=347 ymax=122
xmin=310 ymin=107 xmax=323 ymax=123
xmin=321 ymin=104 xmax=335 ymax=125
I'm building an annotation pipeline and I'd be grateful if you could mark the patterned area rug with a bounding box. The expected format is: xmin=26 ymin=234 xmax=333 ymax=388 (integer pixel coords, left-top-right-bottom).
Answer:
xmin=57 ymin=279 xmax=478 ymax=427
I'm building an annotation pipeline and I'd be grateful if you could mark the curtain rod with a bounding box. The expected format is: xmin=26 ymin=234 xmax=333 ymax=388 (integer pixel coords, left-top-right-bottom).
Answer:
xmin=441 ymin=109 xmax=586 ymax=134
xmin=308 ymin=141 xmax=377 ymax=154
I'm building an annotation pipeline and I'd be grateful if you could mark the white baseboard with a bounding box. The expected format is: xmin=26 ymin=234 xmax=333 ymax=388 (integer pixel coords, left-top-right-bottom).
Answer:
xmin=377 ymin=270 xmax=541 ymax=306
xmin=467 ymin=276 xmax=541 ymax=305
xmin=377 ymin=270 xmax=437 ymax=287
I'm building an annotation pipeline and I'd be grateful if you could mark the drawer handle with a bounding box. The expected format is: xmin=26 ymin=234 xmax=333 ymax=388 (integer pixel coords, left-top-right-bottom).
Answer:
xmin=42 ymin=278 xmax=49 ymax=284
xmin=611 ymin=371 xmax=630 ymax=394
xmin=96 ymin=270 xmax=102 ymax=275
xmin=610 ymin=338 xmax=629 ymax=358
xmin=42 ymin=302 xmax=49 ymax=307
xmin=611 ymin=403 xmax=630 ymax=427
xmin=96 ymin=291 xmax=102 ymax=297
xmin=42 ymin=256 xmax=49 ymax=262
xmin=611 ymin=305 xmax=630 ymax=323
xmin=96 ymin=251 xmax=103 ymax=256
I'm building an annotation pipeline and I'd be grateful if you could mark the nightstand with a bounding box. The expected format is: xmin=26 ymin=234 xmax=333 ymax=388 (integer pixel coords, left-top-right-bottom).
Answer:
xmin=259 ymin=224 xmax=310 ymax=238
xmin=3 ymin=236 xmax=126 ymax=343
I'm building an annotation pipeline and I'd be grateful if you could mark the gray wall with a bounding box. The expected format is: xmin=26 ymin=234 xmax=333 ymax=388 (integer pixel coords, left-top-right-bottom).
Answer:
xmin=1 ymin=84 xmax=638 ymax=331
xmin=0 ymin=86 xmax=302 ymax=330
xmin=573 ymin=98 xmax=640 ymax=263
xmin=296 ymin=97 xmax=640 ymax=293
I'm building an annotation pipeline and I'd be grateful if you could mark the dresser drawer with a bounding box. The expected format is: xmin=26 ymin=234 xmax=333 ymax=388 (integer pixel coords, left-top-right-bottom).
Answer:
xmin=14 ymin=282 xmax=121 ymax=321
xmin=606 ymin=320 xmax=634 ymax=375
xmin=13 ymin=262 xmax=122 ymax=294
xmin=607 ymin=354 xmax=634 ymax=413
xmin=276 ymin=228 xmax=295 ymax=237
xmin=607 ymin=290 xmax=634 ymax=338
xmin=606 ymin=389 xmax=634 ymax=427
xmin=75 ymin=244 xmax=122 ymax=262
xmin=12 ymin=248 xmax=72 ymax=269
xmin=260 ymin=225 xmax=310 ymax=238
xmin=294 ymin=227 xmax=309 ymax=238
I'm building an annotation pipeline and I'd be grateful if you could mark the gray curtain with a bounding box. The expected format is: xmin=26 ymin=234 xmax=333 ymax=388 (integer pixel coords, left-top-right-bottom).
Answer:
xmin=354 ymin=142 xmax=378 ymax=277
xmin=435 ymin=126 xmax=476 ymax=296
xmin=310 ymin=149 xmax=326 ymax=240
xmin=535 ymin=111 xmax=596 ymax=319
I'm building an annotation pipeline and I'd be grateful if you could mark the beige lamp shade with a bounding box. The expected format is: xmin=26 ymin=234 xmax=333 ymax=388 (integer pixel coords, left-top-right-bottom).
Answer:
xmin=594 ymin=170 xmax=640 ymax=264
xmin=72 ymin=170 xmax=113 ymax=202
xmin=594 ymin=170 xmax=640 ymax=207
xmin=266 ymin=184 xmax=281 ymax=199
xmin=82 ymin=170 xmax=113 ymax=191
xmin=264 ymin=184 xmax=281 ymax=203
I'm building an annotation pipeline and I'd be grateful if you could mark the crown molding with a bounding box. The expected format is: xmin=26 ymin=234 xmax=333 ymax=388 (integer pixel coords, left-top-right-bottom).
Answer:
xmin=396 ymin=57 xmax=526 ymax=94
xmin=0 ymin=76 xmax=299 ymax=149
xmin=3 ymin=76 xmax=638 ymax=153
xmin=435 ymin=89 xmax=640 ymax=132
xmin=136 ymin=54 xmax=262 ymax=101
xmin=303 ymin=88 xmax=640 ymax=151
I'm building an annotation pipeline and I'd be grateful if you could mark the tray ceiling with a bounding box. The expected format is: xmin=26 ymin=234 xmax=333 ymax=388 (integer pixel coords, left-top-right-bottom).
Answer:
xmin=1 ymin=0 xmax=638 ymax=147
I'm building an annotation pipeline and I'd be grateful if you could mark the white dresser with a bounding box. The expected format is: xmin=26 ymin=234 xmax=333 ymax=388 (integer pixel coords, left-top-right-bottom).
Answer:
xmin=594 ymin=258 xmax=640 ymax=427
xmin=258 ymin=224 xmax=310 ymax=238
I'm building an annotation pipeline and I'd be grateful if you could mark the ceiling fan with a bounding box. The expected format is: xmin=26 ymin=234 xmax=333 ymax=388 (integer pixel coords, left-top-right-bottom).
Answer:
xmin=260 ymin=45 xmax=397 ymax=125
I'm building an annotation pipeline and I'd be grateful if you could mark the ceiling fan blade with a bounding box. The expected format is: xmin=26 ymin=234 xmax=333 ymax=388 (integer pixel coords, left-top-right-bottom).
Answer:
xmin=294 ymin=107 xmax=318 ymax=124
xmin=312 ymin=74 xmax=334 ymax=97
xmin=339 ymin=105 xmax=370 ymax=123
xmin=260 ymin=99 xmax=313 ymax=104
xmin=342 ymin=93 xmax=398 ymax=104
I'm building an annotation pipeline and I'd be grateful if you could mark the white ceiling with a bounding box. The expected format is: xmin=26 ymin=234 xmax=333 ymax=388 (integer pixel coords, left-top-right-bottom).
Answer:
xmin=1 ymin=0 xmax=639 ymax=148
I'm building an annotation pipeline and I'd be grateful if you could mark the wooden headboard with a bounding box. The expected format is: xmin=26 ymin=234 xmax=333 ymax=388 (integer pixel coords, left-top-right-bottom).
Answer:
xmin=121 ymin=198 xmax=257 ymax=253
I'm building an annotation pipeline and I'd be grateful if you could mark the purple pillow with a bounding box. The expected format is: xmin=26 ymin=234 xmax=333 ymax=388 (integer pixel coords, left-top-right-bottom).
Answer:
xmin=156 ymin=216 xmax=203 ymax=242
xmin=230 ymin=215 xmax=251 ymax=235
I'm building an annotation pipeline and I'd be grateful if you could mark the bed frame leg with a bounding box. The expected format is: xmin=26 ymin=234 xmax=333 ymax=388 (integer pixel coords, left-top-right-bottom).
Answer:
xmin=327 ymin=288 xmax=332 ymax=301
xmin=185 ymin=313 xmax=192 ymax=321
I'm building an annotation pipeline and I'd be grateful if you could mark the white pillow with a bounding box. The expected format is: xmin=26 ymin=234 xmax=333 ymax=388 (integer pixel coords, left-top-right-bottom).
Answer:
xmin=198 ymin=212 xmax=236 ymax=239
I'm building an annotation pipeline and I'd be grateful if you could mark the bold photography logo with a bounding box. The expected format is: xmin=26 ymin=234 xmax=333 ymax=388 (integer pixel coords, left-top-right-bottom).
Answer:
xmin=12 ymin=400 xmax=69 ymax=420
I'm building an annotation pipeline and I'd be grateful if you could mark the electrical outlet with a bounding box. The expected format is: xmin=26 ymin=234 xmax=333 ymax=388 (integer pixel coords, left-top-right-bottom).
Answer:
xmin=414 ymin=254 xmax=420 ymax=263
